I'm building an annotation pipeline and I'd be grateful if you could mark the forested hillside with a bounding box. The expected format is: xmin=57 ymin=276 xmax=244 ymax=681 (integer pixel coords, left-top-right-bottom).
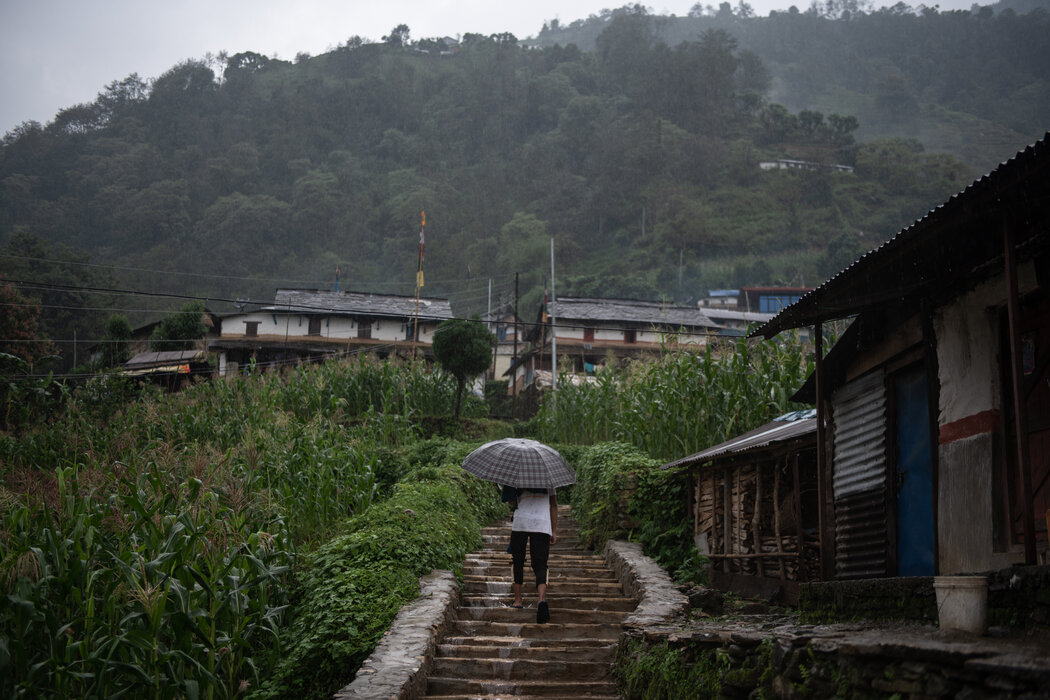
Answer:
xmin=534 ymin=2 xmax=1050 ymax=169
xmin=2 ymin=2 xmax=1048 ymax=367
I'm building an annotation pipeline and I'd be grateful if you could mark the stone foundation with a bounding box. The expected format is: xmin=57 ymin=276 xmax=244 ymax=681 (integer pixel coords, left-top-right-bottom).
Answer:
xmin=619 ymin=621 xmax=1050 ymax=699
xmin=798 ymin=565 xmax=1050 ymax=636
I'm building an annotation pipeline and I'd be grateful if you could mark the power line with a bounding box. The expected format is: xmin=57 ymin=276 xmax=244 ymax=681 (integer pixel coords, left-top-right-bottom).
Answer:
xmin=1 ymin=253 xmax=519 ymax=294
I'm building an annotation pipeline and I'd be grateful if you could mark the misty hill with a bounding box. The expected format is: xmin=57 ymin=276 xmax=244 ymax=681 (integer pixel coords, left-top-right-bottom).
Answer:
xmin=1 ymin=3 xmax=1048 ymax=367
xmin=531 ymin=1 xmax=1050 ymax=170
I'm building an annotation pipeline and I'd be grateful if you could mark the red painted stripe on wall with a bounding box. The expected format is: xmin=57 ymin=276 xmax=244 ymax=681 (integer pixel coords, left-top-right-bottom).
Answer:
xmin=939 ymin=410 xmax=1000 ymax=444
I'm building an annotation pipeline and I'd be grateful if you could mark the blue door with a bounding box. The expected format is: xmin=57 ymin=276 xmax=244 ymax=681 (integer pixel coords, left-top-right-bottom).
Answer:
xmin=895 ymin=368 xmax=935 ymax=576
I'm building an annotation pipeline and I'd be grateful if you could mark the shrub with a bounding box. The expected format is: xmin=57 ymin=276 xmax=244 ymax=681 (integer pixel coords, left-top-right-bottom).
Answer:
xmin=569 ymin=442 xmax=704 ymax=584
xmin=251 ymin=444 xmax=505 ymax=700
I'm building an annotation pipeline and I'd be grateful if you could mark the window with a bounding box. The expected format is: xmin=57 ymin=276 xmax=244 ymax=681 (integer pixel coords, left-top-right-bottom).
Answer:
xmin=759 ymin=294 xmax=803 ymax=313
xmin=624 ymin=329 xmax=637 ymax=344
xmin=357 ymin=319 xmax=372 ymax=339
xmin=583 ymin=327 xmax=595 ymax=343
xmin=244 ymin=321 xmax=259 ymax=338
xmin=308 ymin=317 xmax=322 ymax=336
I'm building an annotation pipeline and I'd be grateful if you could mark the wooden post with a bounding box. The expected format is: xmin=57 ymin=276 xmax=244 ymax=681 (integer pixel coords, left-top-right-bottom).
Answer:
xmin=754 ymin=464 xmax=765 ymax=578
xmin=1004 ymin=223 xmax=1037 ymax=565
xmin=814 ymin=321 xmax=832 ymax=579
xmin=711 ymin=467 xmax=719 ymax=571
xmin=773 ymin=459 xmax=787 ymax=580
xmin=723 ymin=466 xmax=732 ymax=574
xmin=792 ymin=454 xmax=808 ymax=581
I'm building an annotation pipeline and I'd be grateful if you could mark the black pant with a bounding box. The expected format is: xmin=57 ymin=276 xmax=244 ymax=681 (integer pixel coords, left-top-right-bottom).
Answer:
xmin=510 ymin=530 xmax=550 ymax=586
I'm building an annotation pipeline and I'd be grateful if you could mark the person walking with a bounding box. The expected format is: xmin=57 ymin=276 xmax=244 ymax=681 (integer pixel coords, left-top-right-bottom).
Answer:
xmin=505 ymin=486 xmax=558 ymax=624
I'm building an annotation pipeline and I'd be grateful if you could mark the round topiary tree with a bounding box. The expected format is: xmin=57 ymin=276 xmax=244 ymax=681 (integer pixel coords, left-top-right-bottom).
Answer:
xmin=432 ymin=318 xmax=496 ymax=418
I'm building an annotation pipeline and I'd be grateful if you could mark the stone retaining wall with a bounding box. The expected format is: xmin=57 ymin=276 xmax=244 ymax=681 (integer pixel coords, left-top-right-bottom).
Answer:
xmin=333 ymin=570 xmax=459 ymax=700
xmin=603 ymin=539 xmax=690 ymax=628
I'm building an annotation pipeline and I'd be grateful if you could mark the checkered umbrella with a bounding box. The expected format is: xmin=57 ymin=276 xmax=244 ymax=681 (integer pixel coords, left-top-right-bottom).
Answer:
xmin=461 ymin=438 xmax=576 ymax=489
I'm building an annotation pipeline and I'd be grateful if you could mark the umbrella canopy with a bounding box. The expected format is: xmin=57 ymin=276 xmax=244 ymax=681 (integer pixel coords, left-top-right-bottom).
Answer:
xmin=461 ymin=438 xmax=576 ymax=490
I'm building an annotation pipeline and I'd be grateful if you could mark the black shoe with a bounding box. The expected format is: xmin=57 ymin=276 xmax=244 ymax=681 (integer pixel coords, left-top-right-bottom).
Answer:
xmin=537 ymin=601 xmax=550 ymax=624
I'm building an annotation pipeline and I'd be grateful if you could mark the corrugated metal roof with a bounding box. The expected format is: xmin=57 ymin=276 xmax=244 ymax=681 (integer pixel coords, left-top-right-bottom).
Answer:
xmin=703 ymin=309 xmax=774 ymax=324
xmin=124 ymin=350 xmax=205 ymax=369
xmin=661 ymin=409 xmax=817 ymax=470
xmin=264 ymin=289 xmax=454 ymax=321
xmin=753 ymin=131 xmax=1050 ymax=338
xmin=549 ymin=297 xmax=719 ymax=329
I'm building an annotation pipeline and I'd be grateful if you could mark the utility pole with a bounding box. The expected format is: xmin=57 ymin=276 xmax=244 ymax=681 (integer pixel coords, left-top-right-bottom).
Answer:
xmin=550 ymin=237 xmax=557 ymax=392
xmin=513 ymin=273 xmax=519 ymax=418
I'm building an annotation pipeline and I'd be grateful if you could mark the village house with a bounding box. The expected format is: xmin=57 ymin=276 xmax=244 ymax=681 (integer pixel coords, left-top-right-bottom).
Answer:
xmin=121 ymin=349 xmax=212 ymax=390
xmin=753 ymin=132 xmax=1050 ymax=580
xmin=507 ymin=296 xmax=724 ymax=395
xmin=662 ymin=409 xmax=821 ymax=604
xmin=209 ymin=288 xmax=453 ymax=376
xmin=479 ymin=306 xmax=522 ymax=383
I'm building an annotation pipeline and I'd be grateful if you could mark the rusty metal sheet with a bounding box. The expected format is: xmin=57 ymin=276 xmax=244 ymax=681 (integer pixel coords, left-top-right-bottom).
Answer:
xmin=835 ymin=488 xmax=888 ymax=579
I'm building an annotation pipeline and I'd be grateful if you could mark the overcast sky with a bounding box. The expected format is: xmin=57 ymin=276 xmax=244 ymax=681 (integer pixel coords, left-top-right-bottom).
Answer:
xmin=2 ymin=0 xmax=980 ymax=137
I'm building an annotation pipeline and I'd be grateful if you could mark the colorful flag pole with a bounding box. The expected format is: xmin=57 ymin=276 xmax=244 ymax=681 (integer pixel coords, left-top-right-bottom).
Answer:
xmin=413 ymin=211 xmax=425 ymax=342
xmin=417 ymin=210 xmax=426 ymax=290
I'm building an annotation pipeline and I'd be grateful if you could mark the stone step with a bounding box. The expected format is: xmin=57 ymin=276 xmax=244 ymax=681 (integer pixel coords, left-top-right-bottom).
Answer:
xmin=460 ymin=595 xmax=636 ymax=611
xmin=463 ymin=560 xmax=609 ymax=572
xmin=466 ymin=552 xmax=602 ymax=563
xmin=462 ymin=565 xmax=617 ymax=579
xmin=439 ymin=635 xmax=616 ymax=650
xmin=461 ymin=580 xmax=626 ymax=596
xmin=426 ymin=696 xmax=618 ymax=700
xmin=422 ymin=506 xmax=632 ymax=699
xmin=425 ymin=677 xmax=620 ymax=698
xmin=462 ymin=573 xmax=618 ymax=586
xmin=477 ymin=545 xmax=592 ymax=554
xmin=450 ymin=620 xmax=624 ymax=641
xmin=455 ymin=606 xmax=630 ymax=624
xmin=430 ymin=657 xmax=614 ymax=682
xmin=435 ymin=642 xmax=617 ymax=661
xmin=464 ymin=555 xmax=607 ymax=566
xmin=479 ymin=528 xmax=582 ymax=534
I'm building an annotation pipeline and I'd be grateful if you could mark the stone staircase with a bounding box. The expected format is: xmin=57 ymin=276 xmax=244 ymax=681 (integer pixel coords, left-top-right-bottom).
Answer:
xmin=423 ymin=505 xmax=636 ymax=699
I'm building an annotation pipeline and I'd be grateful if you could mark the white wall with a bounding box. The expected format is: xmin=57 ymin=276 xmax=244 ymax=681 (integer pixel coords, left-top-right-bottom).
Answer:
xmin=554 ymin=322 xmax=709 ymax=346
xmin=222 ymin=312 xmax=439 ymax=343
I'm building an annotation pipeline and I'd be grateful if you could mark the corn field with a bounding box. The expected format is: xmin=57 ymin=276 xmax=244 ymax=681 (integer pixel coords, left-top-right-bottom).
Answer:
xmin=532 ymin=335 xmax=811 ymax=461
xmin=0 ymin=355 xmax=473 ymax=698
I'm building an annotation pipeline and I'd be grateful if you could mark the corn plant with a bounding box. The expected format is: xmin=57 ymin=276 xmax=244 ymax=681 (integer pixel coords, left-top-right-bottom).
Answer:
xmin=533 ymin=334 xmax=810 ymax=461
xmin=0 ymin=353 xmax=463 ymax=698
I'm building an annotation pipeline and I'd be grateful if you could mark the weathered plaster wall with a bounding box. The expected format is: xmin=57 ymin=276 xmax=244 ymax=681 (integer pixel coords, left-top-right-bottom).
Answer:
xmin=935 ymin=261 xmax=1038 ymax=425
xmin=938 ymin=435 xmax=1020 ymax=573
xmin=935 ymin=281 xmax=1001 ymax=426
xmin=933 ymin=263 xmax=1038 ymax=574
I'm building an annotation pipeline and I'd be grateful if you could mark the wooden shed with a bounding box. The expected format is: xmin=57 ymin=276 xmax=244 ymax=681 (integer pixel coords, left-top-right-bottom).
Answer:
xmin=663 ymin=410 xmax=821 ymax=604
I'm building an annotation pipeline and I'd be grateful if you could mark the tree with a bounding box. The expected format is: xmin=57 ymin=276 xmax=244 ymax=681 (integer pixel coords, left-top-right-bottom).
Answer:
xmin=432 ymin=318 xmax=496 ymax=418
xmin=150 ymin=300 xmax=207 ymax=351
xmin=383 ymin=24 xmax=411 ymax=47
xmin=0 ymin=282 xmax=56 ymax=366
xmin=101 ymin=314 xmax=133 ymax=367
